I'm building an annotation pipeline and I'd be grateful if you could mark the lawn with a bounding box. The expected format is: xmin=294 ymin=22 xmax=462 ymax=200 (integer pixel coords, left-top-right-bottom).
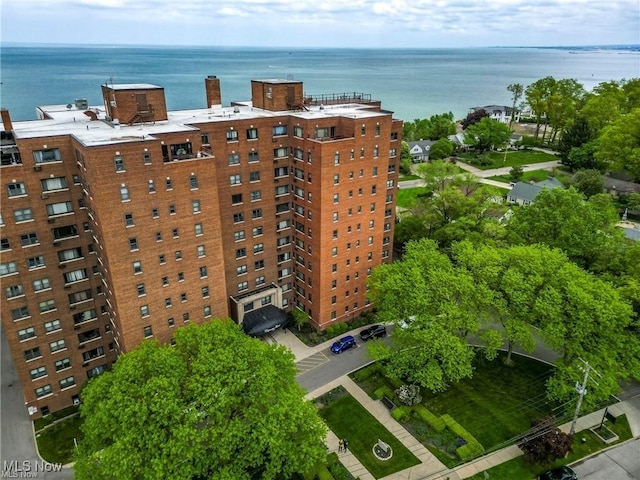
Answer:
xmin=468 ymin=415 xmax=633 ymax=479
xmin=459 ymin=150 xmax=558 ymax=170
xmin=36 ymin=414 xmax=82 ymax=464
xmin=317 ymin=387 xmax=421 ymax=479
xmin=488 ymin=170 xmax=550 ymax=184
xmin=399 ymin=173 xmax=421 ymax=181
xmin=397 ymin=186 xmax=429 ymax=208
xmin=351 ymin=352 xmax=556 ymax=454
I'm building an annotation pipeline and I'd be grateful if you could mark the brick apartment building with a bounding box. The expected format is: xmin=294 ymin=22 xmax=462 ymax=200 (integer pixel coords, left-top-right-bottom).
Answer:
xmin=0 ymin=76 xmax=401 ymax=417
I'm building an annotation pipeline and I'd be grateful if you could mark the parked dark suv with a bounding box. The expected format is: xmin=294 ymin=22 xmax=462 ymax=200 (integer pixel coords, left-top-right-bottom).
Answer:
xmin=359 ymin=324 xmax=387 ymax=341
xmin=330 ymin=335 xmax=356 ymax=354
xmin=537 ymin=466 xmax=577 ymax=480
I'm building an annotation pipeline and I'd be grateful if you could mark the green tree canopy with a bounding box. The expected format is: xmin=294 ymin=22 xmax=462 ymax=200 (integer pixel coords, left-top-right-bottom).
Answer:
xmin=570 ymin=169 xmax=605 ymax=199
xmin=507 ymin=83 xmax=524 ymax=129
xmin=596 ymin=108 xmax=640 ymax=180
xmin=429 ymin=138 xmax=455 ymax=160
xmin=74 ymin=320 xmax=326 ymax=480
xmin=403 ymin=113 xmax=456 ymax=141
xmin=557 ymin=116 xmax=595 ymax=168
xmin=506 ymin=187 xmax=624 ymax=272
xmin=464 ymin=117 xmax=512 ymax=153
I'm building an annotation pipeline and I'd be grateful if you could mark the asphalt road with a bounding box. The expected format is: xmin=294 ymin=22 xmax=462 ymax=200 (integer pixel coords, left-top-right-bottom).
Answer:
xmin=573 ymin=435 xmax=640 ymax=479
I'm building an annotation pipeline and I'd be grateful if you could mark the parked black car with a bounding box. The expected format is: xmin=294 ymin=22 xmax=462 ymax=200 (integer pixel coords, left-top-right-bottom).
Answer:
xmin=359 ymin=324 xmax=387 ymax=341
xmin=537 ymin=466 xmax=577 ymax=480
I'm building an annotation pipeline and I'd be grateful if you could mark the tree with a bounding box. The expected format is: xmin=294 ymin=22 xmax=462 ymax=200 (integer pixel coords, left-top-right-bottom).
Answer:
xmin=74 ymin=320 xmax=326 ymax=480
xmin=402 ymin=114 xmax=456 ymax=141
xmin=525 ymin=76 xmax=556 ymax=140
xmin=367 ymin=239 xmax=494 ymax=392
xmin=509 ymin=165 xmax=524 ymax=183
xmin=291 ymin=306 xmax=310 ymax=331
xmin=507 ymin=83 xmax=524 ymax=129
xmin=519 ymin=417 xmax=573 ymax=465
xmin=557 ymin=116 xmax=594 ymax=168
xmin=461 ymin=108 xmax=488 ymax=129
xmin=464 ymin=117 xmax=512 ymax=153
xmin=416 ymin=159 xmax=460 ymax=192
xmin=546 ymin=78 xmax=585 ymax=143
xmin=506 ymin=187 xmax=624 ymax=272
xmin=596 ymin=108 xmax=640 ymax=180
xmin=570 ymin=169 xmax=604 ymax=198
xmin=429 ymin=138 xmax=454 ymax=160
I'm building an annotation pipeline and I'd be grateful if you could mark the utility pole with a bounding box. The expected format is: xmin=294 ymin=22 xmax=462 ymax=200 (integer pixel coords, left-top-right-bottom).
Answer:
xmin=569 ymin=359 xmax=600 ymax=436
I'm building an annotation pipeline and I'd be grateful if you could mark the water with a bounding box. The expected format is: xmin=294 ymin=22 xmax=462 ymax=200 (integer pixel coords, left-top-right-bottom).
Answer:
xmin=1 ymin=45 xmax=638 ymax=122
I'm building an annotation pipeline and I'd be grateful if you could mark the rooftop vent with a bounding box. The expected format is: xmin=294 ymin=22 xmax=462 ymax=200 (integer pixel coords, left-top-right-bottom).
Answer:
xmin=75 ymin=98 xmax=88 ymax=110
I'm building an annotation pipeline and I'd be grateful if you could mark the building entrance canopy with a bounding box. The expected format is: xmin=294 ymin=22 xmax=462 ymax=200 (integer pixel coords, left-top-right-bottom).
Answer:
xmin=242 ymin=305 xmax=289 ymax=337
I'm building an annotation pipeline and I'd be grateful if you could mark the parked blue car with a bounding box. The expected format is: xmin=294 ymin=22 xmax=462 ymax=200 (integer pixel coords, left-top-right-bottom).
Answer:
xmin=330 ymin=335 xmax=356 ymax=354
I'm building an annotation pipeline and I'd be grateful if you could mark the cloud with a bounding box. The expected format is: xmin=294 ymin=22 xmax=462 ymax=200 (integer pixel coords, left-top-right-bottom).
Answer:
xmin=2 ymin=0 xmax=638 ymax=47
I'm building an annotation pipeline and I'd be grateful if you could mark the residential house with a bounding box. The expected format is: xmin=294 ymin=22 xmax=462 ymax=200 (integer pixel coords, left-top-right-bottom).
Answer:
xmin=469 ymin=105 xmax=520 ymax=124
xmin=407 ymin=140 xmax=435 ymax=163
xmin=506 ymin=178 xmax=565 ymax=205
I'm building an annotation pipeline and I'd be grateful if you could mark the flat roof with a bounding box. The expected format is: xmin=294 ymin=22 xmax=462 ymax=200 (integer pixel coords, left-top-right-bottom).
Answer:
xmin=12 ymin=99 xmax=390 ymax=147
xmin=103 ymin=83 xmax=163 ymax=90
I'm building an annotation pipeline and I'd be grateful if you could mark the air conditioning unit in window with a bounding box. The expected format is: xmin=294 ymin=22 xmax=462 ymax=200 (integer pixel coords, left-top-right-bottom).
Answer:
xmin=47 ymin=218 xmax=55 ymax=224
xmin=69 ymin=305 xmax=76 ymax=310
xmin=64 ymin=285 xmax=71 ymax=290
xmin=41 ymin=193 xmax=49 ymax=199
xmin=58 ymin=263 xmax=66 ymax=269
xmin=53 ymin=241 xmax=60 ymax=247
xmin=33 ymin=166 xmax=42 ymax=171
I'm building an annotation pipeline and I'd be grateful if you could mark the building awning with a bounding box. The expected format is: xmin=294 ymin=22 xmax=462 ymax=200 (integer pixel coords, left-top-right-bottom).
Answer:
xmin=242 ymin=305 xmax=289 ymax=337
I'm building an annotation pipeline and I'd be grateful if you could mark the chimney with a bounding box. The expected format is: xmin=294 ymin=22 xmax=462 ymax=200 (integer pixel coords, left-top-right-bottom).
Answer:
xmin=1 ymin=108 xmax=13 ymax=132
xmin=205 ymin=76 xmax=222 ymax=108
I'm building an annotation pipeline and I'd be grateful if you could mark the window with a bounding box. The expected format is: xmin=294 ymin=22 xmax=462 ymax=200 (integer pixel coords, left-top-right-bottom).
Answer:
xmin=120 ymin=185 xmax=130 ymax=200
xmin=234 ymin=230 xmax=246 ymax=241
xmin=172 ymin=228 xmax=179 ymax=239
xmin=272 ymin=125 xmax=287 ymax=136
xmin=274 ymin=166 xmax=288 ymax=177
xmin=226 ymin=129 xmax=238 ymax=141
xmin=237 ymin=264 xmax=248 ymax=275
xmin=152 ymin=208 xmax=159 ymax=218
xmin=147 ymin=180 xmax=156 ymax=193
xmin=389 ymin=148 xmax=397 ymax=157
xmin=59 ymin=376 xmax=75 ymax=389
xmin=253 ymin=243 xmax=264 ymax=254
xmin=50 ymin=339 xmax=66 ymax=352
xmin=333 ymin=174 xmax=339 ymax=185
xmin=200 ymin=266 xmax=208 ymax=278
xmin=274 ymin=147 xmax=288 ymax=159
xmin=30 ymin=366 xmax=47 ymax=380
xmin=27 ymin=256 xmax=45 ymax=270
xmin=20 ymin=233 xmax=39 ymax=246
xmin=1 ymin=261 xmax=18 ymax=277
xmin=228 ymin=153 xmax=240 ymax=166
xmin=233 ymin=213 xmax=244 ymax=223
xmin=254 ymin=259 xmax=265 ymax=270
xmin=253 ymin=226 xmax=263 ymax=237
xmin=35 ymin=385 xmax=52 ymax=398
xmin=190 ymin=175 xmax=198 ymax=189
xmin=236 ymin=248 xmax=247 ymax=259
xmin=204 ymin=305 xmax=212 ymax=317
xmin=24 ymin=347 xmax=41 ymax=361
xmin=294 ymin=126 xmax=303 ymax=137
xmin=202 ymin=286 xmax=210 ymax=297
xmin=144 ymin=326 xmax=153 ymax=338
xmin=370 ymin=202 xmax=376 ymax=212
xmin=114 ymin=156 xmax=125 ymax=171
xmin=168 ymin=317 xmax=175 ymax=327
xmin=128 ymin=237 xmax=139 ymax=251
xmin=197 ymin=245 xmax=205 ymax=257
xmin=248 ymin=151 xmax=259 ymax=163
xmin=165 ymin=178 xmax=173 ymax=190
xmin=195 ymin=223 xmax=203 ymax=235
xmin=332 ymin=247 xmax=338 ymax=256
xmin=5 ymin=284 xmax=24 ymax=299
xmin=169 ymin=204 xmax=176 ymax=214
xmin=246 ymin=128 xmax=258 ymax=139
xmin=180 ymin=293 xmax=187 ymax=303
xmin=1 ymin=238 xmax=10 ymax=250
xmin=38 ymin=299 xmax=56 ymax=313
xmin=255 ymin=276 xmax=265 ymax=286
xmin=252 ymin=208 xmax=262 ymax=219
xmin=162 ymin=276 xmax=169 ymax=286
xmin=333 ymin=212 xmax=338 ymax=222
xmin=18 ymin=327 xmax=36 ymax=341
xmin=7 ymin=182 xmax=27 ymax=197
xmin=250 ymin=171 xmax=260 ymax=182
xmin=14 ymin=208 xmax=33 ymax=222
xmin=230 ymin=174 xmax=241 ymax=185
xmin=136 ymin=283 xmax=146 ymax=296
xmin=143 ymin=152 xmax=152 ymax=164
xmin=55 ymin=358 xmax=71 ymax=371
xmin=238 ymin=281 xmax=249 ymax=292
xmin=275 ymin=185 xmax=289 ymax=196
xmin=175 ymin=250 xmax=182 ymax=260
xmin=33 ymin=148 xmax=61 ymax=164
xmin=53 ymin=224 xmax=78 ymax=240
xmin=156 ymin=232 xmax=163 ymax=242
xmin=46 ymin=201 xmax=73 ymax=216
xmin=165 ymin=297 xmax=173 ymax=307
xmin=140 ymin=305 xmax=150 ymax=317
xmin=232 ymin=193 xmax=243 ymax=205
xmin=124 ymin=213 xmax=134 ymax=226
xmin=68 ymin=289 xmax=92 ymax=305
xmin=58 ymin=247 xmax=82 ymax=262
xmin=178 ymin=272 xmax=185 ymax=282
xmin=133 ymin=261 xmax=142 ymax=274
xmin=250 ymin=190 xmax=262 ymax=201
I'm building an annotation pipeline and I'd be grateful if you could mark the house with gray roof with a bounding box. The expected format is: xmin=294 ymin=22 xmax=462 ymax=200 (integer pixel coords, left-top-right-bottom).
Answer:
xmin=470 ymin=105 xmax=520 ymax=124
xmin=407 ymin=140 xmax=435 ymax=163
xmin=506 ymin=178 xmax=565 ymax=205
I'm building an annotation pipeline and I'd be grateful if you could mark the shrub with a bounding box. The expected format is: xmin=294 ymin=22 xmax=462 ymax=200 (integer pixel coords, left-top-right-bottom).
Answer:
xmin=388 ymin=377 xmax=404 ymax=390
xmin=441 ymin=415 xmax=484 ymax=460
xmin=413 ymin=405 xmax=446 ymax=432
xmin=395 ymin=384 xmax=423 ymax=406
xmin=391 ymin=406 xmax=411 ymax=421
xmin=373 ymin=385 xmax=395 ymax=400
xmin=352 ymin=364 xmax=380 ymax=383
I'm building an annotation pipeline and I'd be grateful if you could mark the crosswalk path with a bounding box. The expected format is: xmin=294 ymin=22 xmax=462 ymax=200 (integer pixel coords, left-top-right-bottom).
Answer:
xmin=296 ymin=351 xmax=330 ymax=375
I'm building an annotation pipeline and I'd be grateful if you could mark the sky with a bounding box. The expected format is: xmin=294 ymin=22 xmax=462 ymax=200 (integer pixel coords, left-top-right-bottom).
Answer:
xmin=1 ymin=0 xmax=639 ymax=48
